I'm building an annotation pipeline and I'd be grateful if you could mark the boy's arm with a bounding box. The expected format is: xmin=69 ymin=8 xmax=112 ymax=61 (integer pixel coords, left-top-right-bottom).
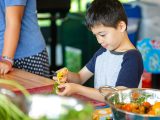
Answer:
xmin=76 ymin=85 xmax=127 ymax=102
xmin=58 ymin=83 xmax=105 ymax=102
xmin=68 ymin=66 xmax=93 ymax=84
xmin=58 ymin=83 xmax=127 ymax=102
xmin=76 ymin=85 xmax=105 ymax=102
xmin=67 ymin=48 xmax=104 ymax=84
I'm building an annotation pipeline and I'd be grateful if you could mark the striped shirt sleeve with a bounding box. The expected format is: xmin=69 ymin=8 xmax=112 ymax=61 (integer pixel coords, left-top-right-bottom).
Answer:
xmin=116 ymin=50 xmax=143 ymax=88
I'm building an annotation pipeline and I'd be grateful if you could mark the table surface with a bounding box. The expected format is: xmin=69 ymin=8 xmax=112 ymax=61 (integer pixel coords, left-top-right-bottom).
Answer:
xmin=0 ymin=68 xmax=54 ymax=94
xmin=0 ymin=68 xmax=106 ymax=107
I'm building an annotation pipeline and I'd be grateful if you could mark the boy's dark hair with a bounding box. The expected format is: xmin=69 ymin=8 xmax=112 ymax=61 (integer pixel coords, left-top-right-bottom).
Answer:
xmin=85 ymin=0 xmax=128 ymax=30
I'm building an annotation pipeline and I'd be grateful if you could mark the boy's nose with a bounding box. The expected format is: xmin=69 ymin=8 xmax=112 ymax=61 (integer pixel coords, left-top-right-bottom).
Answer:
xmin=97 ymin=38 xmax=104 ymax=44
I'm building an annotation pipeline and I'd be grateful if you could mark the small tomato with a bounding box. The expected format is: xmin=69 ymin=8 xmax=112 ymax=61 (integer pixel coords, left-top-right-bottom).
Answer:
xmin=142 ymin=102 xmax=151 ymax=108
xmin=122 ymin=104 xmax=132 ymax=112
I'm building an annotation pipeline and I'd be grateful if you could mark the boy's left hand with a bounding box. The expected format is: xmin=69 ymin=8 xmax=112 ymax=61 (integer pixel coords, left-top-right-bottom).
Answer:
xmin=57 ymin=83 xmax=79 ymax=96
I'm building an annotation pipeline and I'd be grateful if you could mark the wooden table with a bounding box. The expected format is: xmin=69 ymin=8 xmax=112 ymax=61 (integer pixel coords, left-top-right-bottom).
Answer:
xmin=0 ymin=68 xmax=54 ymax=94
xmin=0 ymin=68 xmax=105 ymax=107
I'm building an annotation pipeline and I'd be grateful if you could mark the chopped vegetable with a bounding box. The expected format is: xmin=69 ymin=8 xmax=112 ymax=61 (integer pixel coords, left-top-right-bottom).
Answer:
xmin=152 ymin=102 xmax=160 ymax=115
xmin=115 ymin=101 xmax=160 ymax=115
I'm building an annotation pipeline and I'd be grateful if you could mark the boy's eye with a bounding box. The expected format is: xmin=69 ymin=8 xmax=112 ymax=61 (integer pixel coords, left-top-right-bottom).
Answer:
xmin=100 ymin=34 xmax=106 ymax=37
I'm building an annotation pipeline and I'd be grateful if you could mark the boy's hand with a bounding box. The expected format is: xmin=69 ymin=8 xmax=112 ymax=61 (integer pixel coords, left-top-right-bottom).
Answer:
xmin=52 ymin=67 xmax=68 ymax=84
xmin=57 ymin=83 xmax=79 ymax=96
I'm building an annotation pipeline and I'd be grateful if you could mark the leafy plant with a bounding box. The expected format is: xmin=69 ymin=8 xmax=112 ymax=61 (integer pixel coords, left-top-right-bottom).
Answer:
xmin=59 ymin=104 xmax=93 ymax=120
xmin=0 ymin=94 xmax=31 ymax=120
xmin=133 ymin=94 xmax=151 ymax=104
xmin=0 ymin=79 xmax=31 ymax=120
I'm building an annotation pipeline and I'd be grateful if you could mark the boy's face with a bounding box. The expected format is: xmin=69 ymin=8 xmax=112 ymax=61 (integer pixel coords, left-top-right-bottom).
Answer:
xmin=91 ymin=23 xmax=125 ymax=51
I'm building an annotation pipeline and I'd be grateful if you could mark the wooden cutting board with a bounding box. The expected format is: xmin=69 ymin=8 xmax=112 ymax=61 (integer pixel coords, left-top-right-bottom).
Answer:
xmin=0 ymin=68 xmax=54 ymax=94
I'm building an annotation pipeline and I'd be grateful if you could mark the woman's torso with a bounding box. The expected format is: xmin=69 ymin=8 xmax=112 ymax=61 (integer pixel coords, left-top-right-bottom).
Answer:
xmin=0 ymin=0 xmax=46 ymax=59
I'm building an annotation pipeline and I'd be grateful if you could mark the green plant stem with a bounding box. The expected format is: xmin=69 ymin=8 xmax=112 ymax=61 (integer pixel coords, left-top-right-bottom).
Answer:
xmin=0 ymin=79 xmax=30 ymax=97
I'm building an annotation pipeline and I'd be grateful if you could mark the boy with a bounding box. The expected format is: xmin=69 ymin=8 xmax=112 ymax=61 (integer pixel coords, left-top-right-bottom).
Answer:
xmin=53 ymin=0 xmax=143 ymax=102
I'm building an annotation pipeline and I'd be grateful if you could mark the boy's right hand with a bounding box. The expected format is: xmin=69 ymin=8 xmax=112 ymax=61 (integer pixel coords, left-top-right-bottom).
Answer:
xmin=52 ymin=67 xmax=69 ymax=84
xmin=57 ymin=83 xmax=80 ymax=96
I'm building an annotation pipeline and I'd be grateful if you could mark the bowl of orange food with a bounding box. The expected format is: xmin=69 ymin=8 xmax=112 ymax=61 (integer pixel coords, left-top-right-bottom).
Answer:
xmin=99 ymin=86 xmax=160 ymax=120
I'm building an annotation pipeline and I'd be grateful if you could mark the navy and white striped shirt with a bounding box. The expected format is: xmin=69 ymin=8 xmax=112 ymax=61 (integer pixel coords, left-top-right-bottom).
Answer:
xmin=86 ymin=47 xmax=143 ymax=88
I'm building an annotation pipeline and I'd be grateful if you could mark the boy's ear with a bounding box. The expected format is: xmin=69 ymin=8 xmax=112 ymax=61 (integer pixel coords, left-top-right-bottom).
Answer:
xmin=117 ymin=21 xmax=126 ymax=32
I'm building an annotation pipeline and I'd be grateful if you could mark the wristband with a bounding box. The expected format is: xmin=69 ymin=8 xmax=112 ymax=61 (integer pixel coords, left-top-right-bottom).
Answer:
xmin=0 ymin=56 xmax=14 ymax=65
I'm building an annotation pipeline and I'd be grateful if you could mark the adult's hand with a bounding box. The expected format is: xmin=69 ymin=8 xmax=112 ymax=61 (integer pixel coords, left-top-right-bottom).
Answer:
xmin=0 ymin=61 xmax=13 ymax=74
